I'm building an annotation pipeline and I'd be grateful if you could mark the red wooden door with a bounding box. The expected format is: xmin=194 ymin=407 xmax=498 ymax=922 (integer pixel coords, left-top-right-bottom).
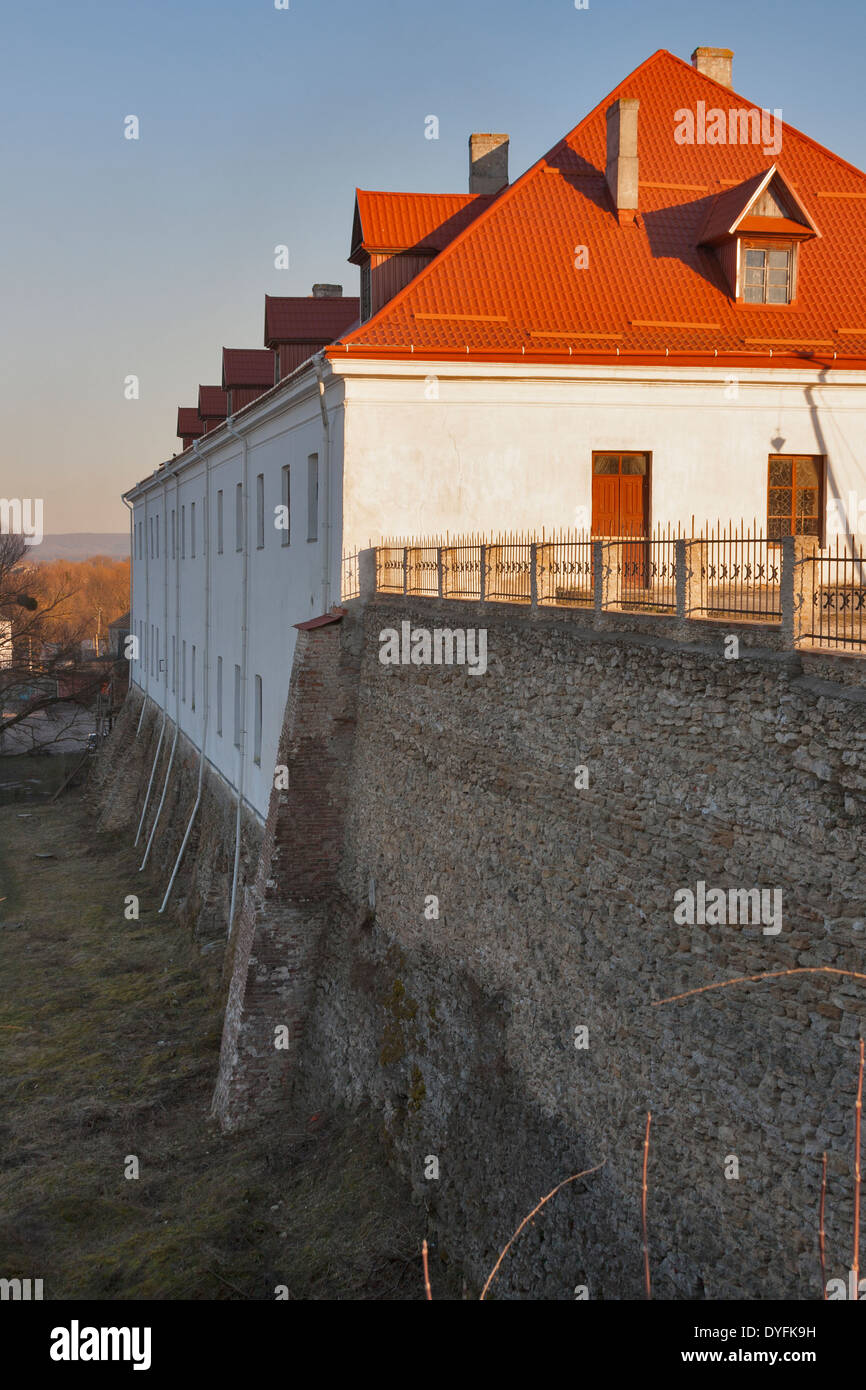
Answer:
xmin=591 ymin=453 xmax=649 ymax=580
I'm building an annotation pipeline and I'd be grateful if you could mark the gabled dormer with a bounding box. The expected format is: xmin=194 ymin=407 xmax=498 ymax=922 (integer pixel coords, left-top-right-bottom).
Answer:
xmin=699 ymin=166 xmax=819 ymax=305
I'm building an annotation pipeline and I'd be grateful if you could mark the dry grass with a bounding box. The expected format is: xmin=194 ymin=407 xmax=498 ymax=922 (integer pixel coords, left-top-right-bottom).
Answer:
xmin=0 ymin=789 xmax=448 ymax=1300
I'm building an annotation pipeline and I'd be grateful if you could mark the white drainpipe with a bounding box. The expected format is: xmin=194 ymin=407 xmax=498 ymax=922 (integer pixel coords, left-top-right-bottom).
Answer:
xmin=225 ymin=419 xmax=250 ymax=937
xmin=313 ymin=353 xmax=332 ymax=612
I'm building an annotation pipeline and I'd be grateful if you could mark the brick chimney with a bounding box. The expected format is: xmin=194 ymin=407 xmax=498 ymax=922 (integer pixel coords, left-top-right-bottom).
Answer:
xmin=605 ymin=98 xmax=639 ymax=222
xmin=469 ymin=133 xmax=509 ymax=195
xmin=312 ymin=284 xmax=343 ymax=298
xmin=691 ymin=47 xmax=734 ymax=88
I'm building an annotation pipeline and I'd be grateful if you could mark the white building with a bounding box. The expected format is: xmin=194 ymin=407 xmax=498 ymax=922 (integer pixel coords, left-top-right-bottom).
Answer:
xmin=126 ymin=43 xmax=866 ymax=823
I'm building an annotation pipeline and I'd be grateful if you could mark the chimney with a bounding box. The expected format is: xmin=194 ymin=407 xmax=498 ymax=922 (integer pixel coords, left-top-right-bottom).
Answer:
xmin=469 ymin=133 xmax=509 ymax=195
xmin=691 ymin=46 xmax=734 ymax=88
xmin=605 ymin=98 xmax=639 ymax=221
xmin=311 ymin=284 xmax=343 ymax=298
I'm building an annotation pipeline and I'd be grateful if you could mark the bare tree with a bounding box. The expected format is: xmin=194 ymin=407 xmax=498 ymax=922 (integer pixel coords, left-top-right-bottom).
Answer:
xmin=0 ymin=534 xmax=126 ymax=751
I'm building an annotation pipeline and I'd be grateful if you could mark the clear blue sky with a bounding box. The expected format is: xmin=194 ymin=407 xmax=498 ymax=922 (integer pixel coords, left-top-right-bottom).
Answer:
xmin=1 ymin=0 xmax=863 ymax=532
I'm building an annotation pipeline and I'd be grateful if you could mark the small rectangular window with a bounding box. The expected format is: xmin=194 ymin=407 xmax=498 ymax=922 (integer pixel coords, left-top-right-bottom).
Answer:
xmin=171 ymin=509 xmax=176 ymax=560
xmin=181 ymin=504 xmax=186 ymax=559
xmin=149 ymin=516 xmax=154 ymax=558
xmin=217 ymin=490 xmax=224 ymax=554
xmin=256 ymin=473 xmax=265 ymax=549
xmin=191 ymin=644 xmax=196 ymax=710
xmin=191 ymin=501 xmax=196 ymax=558
xmin=281 ymin=465 xmax=291 ymax=546
xmin=253 ymin=674 xmax=262 ymax=765
xmin=235 ymin=483 xmax=243 ymax=552
xmin=182 ymin=640 xmax=187 ymax=702
xmin=150 ymin=623 xmax=154 ymax=675
xmin=156 ymin=514 xmax=160 ymax=559
xmin=307 ymin=454 xmax=318 ymax=542
xmin=743 ymin=244 xmax=792 ymax=304
xmin=172 ymin=635 xmax=176 ymax=693
xmin=233 ymin=664 xmax=241 ymax=747
xmin=768 ymin=455 xmax=824 ymax=541
xmin=217 ymin=656 xmax=223 ymax=736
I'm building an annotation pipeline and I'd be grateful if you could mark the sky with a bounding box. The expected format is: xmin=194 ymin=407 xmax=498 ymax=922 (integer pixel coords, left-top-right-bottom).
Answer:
xmin=1 ymin=0 xmax=864 ymax=533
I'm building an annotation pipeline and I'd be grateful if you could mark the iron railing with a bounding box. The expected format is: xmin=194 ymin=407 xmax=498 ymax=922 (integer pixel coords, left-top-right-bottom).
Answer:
xmin=341 ymin=550 xmax=360 ymax=602
xmin=695 ymin=523 xmax=781 ymax=621
xmin=801 ymin=536 xmax=866 ymax=650
xmin=360 ymin=527 xmax=866 ymax=656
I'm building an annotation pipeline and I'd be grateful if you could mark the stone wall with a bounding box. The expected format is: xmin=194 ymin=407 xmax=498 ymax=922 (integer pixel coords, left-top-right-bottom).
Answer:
xmin=211 ymin=612 xmax=363 ymax=1129
xmin=96 ymin=598 xmax=866 ymax=1299
xmin=291 ymin=595 xmax=866 ymax=1300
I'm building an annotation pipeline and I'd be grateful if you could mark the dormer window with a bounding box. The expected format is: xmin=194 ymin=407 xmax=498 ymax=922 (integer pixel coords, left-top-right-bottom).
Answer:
xmin=743 ymin=245 xmax=792 ymax=303
xmin=699 ymin=166 xmax=818 ymax=305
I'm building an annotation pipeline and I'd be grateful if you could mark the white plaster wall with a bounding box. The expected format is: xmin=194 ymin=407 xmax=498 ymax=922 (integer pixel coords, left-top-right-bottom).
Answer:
xmin=337 ymin=362 xmax=866 ymax=549
xmin=128 ymin=368 xmax=345 ymax=821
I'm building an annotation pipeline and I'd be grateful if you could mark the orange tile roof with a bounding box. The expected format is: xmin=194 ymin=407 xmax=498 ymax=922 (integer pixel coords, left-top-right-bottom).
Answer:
xmin=350 ymin=190 xmax=496 ymax=260
xmin=329 ymin=50 xmax=866 ymax=369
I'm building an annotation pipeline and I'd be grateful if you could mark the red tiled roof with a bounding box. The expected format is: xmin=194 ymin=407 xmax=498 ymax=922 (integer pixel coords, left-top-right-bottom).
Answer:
xmin=198 ymin=385 xmax=228 ymax=419
xmin=264 ymin=295 xmax=360 ymax=345
xmin=177 ymin=407 xmax=203 ymax=438
xmin=350 ymin=190 xmax=497 ymax=260
xmin=222 ymin=348 xmax=275 ymax=389
xmin=699 ymin=167 xmax=818 ymax=243
xmin=328 ymin=50 xmax=866 ymax=368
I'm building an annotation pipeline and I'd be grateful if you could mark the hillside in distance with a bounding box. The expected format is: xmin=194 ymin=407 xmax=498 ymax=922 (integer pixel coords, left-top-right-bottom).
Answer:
xmin=33 ymin=534 xmax=129 ymax=563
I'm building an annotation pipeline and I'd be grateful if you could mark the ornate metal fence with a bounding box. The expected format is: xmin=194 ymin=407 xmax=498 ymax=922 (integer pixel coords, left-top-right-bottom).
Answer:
xmin=364 ymin=526 xmax=865 ymax=656
xmin=800 ymin=536 xmax=866 ymax=650
xmin=695 ymin=523 xmax=781 ymax=620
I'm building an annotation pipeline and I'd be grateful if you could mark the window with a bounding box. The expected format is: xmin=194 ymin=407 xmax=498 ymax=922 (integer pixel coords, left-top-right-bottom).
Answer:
xmin=191 ymin=645 xmax=196 ymax=710
xmin=768 ymin=455 xmax=823 ymax=540
xmin=253 ymin=674 xmax=262 ymax=765
xmin=307 ymin=454 xmax=318 ymax=541
xmin=182 ymin=640 xmax=187 ymax=702
xmin=155 ymin=513 xmax=160 ymax=559
xmin=743 ymin=245 xmax=792 ymax=304
xmin=181 ymin=504 xmax=186 ymax=559
xmin=149 ymin=516 xmax=154 ymax=558
xmin=360 ymin=263 xmax=372 ymax=322
xmin=233 ymin=664 xmax=241 ymax=747
xmin=191 ymin=501 xmax=196 ymax=558
xmin=172 ymin=635 xmax=176 ymax=693
xmin=217 ymin=490 xmax=224 ymax=554
xmin=150 ymin=624 xmax=154 ymax=675
xmin=217 ymin=656 xmax=223 ymax=736
xmin=171 ymin=509 xmax=176 ymax=560
xmin=281 ymin=465 xmax=291 ymax=546
xmin=256 ymin=473 xmax=265 ymax=549
xmin=235 ymin=482 xmax=243 ymax=551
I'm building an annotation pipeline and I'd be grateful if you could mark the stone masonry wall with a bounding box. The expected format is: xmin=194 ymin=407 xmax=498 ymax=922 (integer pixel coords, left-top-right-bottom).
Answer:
xmin=211 ymin=612 xmax=363 ymax=1128
xmin=94 ymin=600 xmax=866 ymax=1300
xmin=291 ymin=595 xmax=866 ymax=1300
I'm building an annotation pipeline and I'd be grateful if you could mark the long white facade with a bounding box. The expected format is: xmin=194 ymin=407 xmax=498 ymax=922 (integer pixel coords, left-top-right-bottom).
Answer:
xmin=128 ymin=364 xmax=346 ymax=821
xmin=128 ymin=353 xmax=866 ymax=820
